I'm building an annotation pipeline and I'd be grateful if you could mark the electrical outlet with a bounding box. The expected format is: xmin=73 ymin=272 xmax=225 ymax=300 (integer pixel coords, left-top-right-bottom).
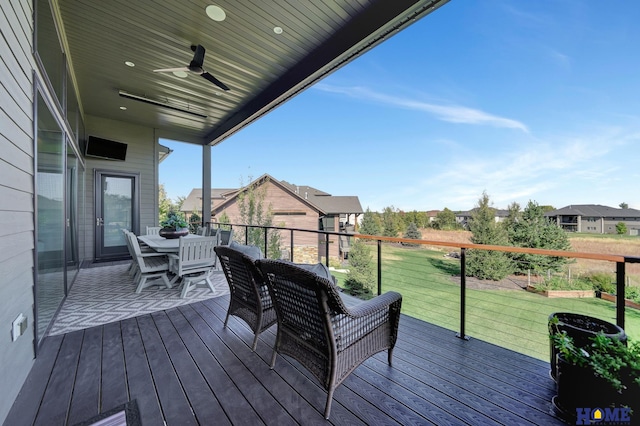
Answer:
xmin=12 ymin=314 xmax=26 ymax=342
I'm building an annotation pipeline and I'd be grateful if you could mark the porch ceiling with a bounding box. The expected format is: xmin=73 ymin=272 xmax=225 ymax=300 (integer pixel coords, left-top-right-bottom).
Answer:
xmin=57 ymin=0 xmax=448 ymax=146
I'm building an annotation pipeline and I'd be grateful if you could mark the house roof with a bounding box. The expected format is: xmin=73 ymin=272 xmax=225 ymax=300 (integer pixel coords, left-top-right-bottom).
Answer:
xmin=180 ymin=187 xmax=238 ymax=212
xmin=455 ymin=208 xmax=510 ymax=218
xmin=545 ymin=204 xmax=640 ymax=218
xmin=201 ymin=174 xmax=363 ymax=215
xmin=57 ymin=0 xmax=449 ymax=146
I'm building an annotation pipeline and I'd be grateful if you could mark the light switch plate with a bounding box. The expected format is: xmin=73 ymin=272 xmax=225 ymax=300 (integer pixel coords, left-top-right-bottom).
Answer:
xmin=12 ymin=314 xmax=25 ymax=342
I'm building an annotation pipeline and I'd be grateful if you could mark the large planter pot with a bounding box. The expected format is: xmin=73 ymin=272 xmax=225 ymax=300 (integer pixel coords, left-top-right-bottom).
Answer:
xmin=159 ymin=227 xmax=189 ymax=239
xmin=548 ymin=312 xmax=626 ymax=381
xmin=553 ymin=357 xmax=624 ymax=422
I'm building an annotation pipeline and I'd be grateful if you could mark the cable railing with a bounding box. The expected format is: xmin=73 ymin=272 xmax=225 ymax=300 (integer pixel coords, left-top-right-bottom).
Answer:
xmin=207 ymin=222 xmax=640 ymax=360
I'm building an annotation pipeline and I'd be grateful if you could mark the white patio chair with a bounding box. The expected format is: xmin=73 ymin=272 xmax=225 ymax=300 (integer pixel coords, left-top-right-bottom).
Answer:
xmin=126 ymin=232 xmax=172 ymax=293
xmin=146 ymin=226 xmax=161 ymax=235
xmin=219 ymin=229 xmax=234 ymax=245
xmin=168 ymin=236 xmax=218 ymax=298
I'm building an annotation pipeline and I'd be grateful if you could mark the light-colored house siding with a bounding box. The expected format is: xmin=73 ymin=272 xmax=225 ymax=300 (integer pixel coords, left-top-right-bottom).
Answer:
xmin=0 ymin=0 xmax=36 ymax=422
xmin=81 ymin=116 xmax=159 ymax=262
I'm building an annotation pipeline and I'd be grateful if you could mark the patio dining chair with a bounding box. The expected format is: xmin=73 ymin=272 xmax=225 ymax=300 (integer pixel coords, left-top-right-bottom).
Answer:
xmin=256 ymin=259 xmax=403 ymax=419
xmin=146 ymin=226 xmax=161 ymax=235
xmin=169 ymin=236 xmax=218 ymax=298
xmin=214 ymin=244 xmax=276 ymax=351
xmin=126 ymin=231 xmax=172 ymax=293
xmin=219 ymin=228 xmax=234 ymax=245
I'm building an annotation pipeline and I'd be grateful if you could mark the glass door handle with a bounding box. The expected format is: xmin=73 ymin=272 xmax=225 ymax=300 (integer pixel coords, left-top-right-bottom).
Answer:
xmin=96 ymin=217 xmax=104 ymax=226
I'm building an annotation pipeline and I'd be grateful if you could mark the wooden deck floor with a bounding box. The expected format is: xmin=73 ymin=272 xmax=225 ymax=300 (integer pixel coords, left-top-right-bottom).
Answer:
xmin=5 ymin=295 xmax=564 ymax=425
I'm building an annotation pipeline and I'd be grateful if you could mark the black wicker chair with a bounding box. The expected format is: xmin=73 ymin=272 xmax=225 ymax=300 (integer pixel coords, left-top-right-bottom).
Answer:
xmin=256 ymin=258 xmax=403 ymax=419
xmin=214 ymin=245 xmax=277 ymax=351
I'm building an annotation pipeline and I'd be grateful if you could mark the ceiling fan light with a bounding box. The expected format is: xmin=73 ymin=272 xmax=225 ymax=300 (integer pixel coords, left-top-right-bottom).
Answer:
xmin=273 ymin=26 xmax=283 ymax=34
xmin=124 ymin=61 xmax=135 ymax=67
xmin=206 ymin=5 xmax=226 ymax=22
xmin=173 ymin=71 xmax=188 ymax=78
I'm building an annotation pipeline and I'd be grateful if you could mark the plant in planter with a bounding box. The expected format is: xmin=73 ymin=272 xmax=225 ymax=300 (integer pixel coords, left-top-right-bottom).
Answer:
xmin=159 ymin=211 xmax=189 ymax=239
xmin=548 ymin=312 xmax=626 ymax=381
xmin=551 ymin=331 xmax=640 ymax=421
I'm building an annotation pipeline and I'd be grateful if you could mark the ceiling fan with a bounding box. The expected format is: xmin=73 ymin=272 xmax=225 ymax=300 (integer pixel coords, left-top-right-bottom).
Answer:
xmin=153 ymin=44 xmax=230 ymax=91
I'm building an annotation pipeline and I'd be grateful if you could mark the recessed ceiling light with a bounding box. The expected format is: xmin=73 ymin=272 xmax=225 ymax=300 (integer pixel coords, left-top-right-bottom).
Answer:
xmin=206 ymin=5 xmax=226 ymax=21
xmin=173 ymin=71 xmax=188 ymax=78
xmin=124 ymin=61 xmax=135 ymax=67
xmin=273 ymin=26 xmax=283 ymax=34
xmin=119 ymin=106 xmax=127 ymax=110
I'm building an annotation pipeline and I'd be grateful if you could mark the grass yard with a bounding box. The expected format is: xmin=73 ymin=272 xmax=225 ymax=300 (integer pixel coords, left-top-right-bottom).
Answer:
xmin=333 ymin=243 xmax=640 ymax=361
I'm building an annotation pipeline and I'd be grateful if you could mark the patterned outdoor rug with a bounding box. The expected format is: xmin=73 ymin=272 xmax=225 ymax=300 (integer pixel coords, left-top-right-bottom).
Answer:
xmin=48 ymin=263 xmax=229 ymax=336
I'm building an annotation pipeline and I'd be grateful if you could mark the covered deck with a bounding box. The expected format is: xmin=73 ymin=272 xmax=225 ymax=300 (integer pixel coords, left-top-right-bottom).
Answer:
xmin=6 ymin=292 xmax=563 ymax=425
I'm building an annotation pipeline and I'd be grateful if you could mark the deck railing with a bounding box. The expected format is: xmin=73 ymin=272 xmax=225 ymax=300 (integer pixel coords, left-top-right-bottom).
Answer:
xmin=209 ymin=222 xmax=640 ymax=360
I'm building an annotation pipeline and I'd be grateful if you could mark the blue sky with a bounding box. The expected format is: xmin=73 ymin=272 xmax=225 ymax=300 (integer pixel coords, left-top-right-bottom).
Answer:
xmin=161 ymin=0 xmax=640 ymax=212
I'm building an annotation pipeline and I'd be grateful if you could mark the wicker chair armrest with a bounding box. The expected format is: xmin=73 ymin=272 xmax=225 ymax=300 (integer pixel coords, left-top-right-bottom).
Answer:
xmin=344 ymin=291 xmax=402 ymax=318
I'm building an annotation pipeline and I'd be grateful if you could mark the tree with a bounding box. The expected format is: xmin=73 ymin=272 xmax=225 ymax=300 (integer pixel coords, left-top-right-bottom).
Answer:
xmin=620 ymin=202 xmax=629 ymax=210
xmin=507 ymin=201 xmax=571 ymax=274
xmin=158 ymin=183 xmax=173 ymax=224
xmin=616 ymin=222 xmax=628 ymax=235
xmin=236 ymin=176 xmax=281 ymax=258
xmin=502 ymin=202 xmax=521 ymax=232
xmin=381 ymin=206 xmax=402 ymax=237
xmin=466 ymin=192 xmax=512 ymax=280
xmin=432 ymin=208 xmax=458 ymax=230
xmin=189 ymin=210 xmax=201 ymax=233
xmin=359 ymin=208 xmax=382 ymax=236
xmin=402 ymin=222 xmax=421 ymax=247
xmin=344 ymin=239 xmax=375 ymax=298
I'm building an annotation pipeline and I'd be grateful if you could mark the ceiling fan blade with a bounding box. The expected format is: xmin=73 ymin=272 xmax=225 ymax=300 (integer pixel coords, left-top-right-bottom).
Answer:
xmin=153 ymin=67 xmax=190 ymax=73
xmin=201 ymin=72 xmax=230 ymax=91
xmin=190 ymin=44 xmax=206 ymax=68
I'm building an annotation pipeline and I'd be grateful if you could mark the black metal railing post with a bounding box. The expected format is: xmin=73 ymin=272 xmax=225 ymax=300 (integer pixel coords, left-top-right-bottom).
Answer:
xmin=616 ymin=261 xmax=625 ymax=330
xmin=377 ymin=239 xmax=382 ymax=296
xmin=457 ymin=248 xmax=469 ymax=340
xmin=264 ymin=227 xmax=268 ymax=257
xmin=325 ymin=233 xmax=330 ymax=267
xmin=290 ymin=229 xmax=294 ymax=261
xmin=244 ymin=225 xmax=248 ymax=245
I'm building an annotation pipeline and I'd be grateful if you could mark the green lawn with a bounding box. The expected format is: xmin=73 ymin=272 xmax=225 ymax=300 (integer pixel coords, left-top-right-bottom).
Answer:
xmin=333 ymin=244 xmax=640 ymax=361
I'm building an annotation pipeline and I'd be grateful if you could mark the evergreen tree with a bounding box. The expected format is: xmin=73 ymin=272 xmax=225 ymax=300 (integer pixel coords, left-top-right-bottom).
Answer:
xmin=507 ymin=201 xmax=571 ymax=274
xmin=382 ymin=206 xmax=402 ymax=237
xmin=344 ymin=239 xmax=375 ymax=298
xmin=189 ymin=210 xmax=201 ymax=233
xmin=158 ymin=183 xmax=174 ymax=224
xmin=402 ymin=222 xmax=421 ymax=246
xmin=466 ymin=192 xmax=513 ymax=280
xmin=620 ymin=202 xmax=629 ymax=209
xmin=360 ymin=207 xmax=381 ymax=236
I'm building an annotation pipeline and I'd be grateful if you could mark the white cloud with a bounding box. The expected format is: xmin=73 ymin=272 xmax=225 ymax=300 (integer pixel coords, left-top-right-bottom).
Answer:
xmin=314 ymin=84 xmax=529 ymax=132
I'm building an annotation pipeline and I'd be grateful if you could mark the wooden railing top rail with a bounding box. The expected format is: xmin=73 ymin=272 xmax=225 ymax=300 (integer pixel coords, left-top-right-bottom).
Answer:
xmin=355 ymin=234 xmax=627 ymax=263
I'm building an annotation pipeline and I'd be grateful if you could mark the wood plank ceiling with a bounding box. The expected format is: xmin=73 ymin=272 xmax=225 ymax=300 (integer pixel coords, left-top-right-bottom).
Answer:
xmin=56 ymin=0 xmax=449 ymax=146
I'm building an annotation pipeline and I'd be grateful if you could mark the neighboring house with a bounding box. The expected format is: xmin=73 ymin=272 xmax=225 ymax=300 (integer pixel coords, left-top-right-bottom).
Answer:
xmin=455 ymin=208 xmax=509 ymax=228
xmin=210 ymin=174 xmax=363 ymax=261
xmin=545 ymin=205 xmax=640 ymax=235
xmin=180 ymin=188 xmax=238 ymax=221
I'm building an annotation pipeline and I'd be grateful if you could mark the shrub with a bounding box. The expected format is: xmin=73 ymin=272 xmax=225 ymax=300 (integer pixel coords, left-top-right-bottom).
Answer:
xmin=344 ymin=239 xmax=375 ymax=298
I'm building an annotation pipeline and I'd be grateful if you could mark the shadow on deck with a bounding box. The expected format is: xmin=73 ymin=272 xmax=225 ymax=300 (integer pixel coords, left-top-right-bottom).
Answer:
xmin=5 ymin=295 xmax=563 ymax=425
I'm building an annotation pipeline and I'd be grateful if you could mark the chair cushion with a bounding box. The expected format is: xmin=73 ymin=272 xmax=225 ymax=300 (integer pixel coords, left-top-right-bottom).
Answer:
xmin=295 ymin=262 xmax=332 ymax=280
xmin=230 ymin=241 xmax=264 ymax=260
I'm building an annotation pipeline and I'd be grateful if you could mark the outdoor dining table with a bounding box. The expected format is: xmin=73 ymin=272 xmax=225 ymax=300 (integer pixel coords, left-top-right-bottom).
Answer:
xmin=137 ymin=233 xmax=204 ymax=253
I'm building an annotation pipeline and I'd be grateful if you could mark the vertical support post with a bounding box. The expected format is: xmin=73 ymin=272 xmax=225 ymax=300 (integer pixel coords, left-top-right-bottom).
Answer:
xmin=325 ymin=233 xmax=330 ymax=267
xmin=244 ymin=226 xmax=248 ymax=245
xmin=457 ymin=248 xmax=469 ymax=340
xmin=377 ymin=239 xmax=382 ymax=296
xmin=264 ymin=227 xmax=268 ymax=257
xmin=290 ymin=229 xmax=294 ymax=262
xmin=201 ymin=145 xmax=212 ymax=226
xmin=616 ymin=261 xmax=625 ymax=330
